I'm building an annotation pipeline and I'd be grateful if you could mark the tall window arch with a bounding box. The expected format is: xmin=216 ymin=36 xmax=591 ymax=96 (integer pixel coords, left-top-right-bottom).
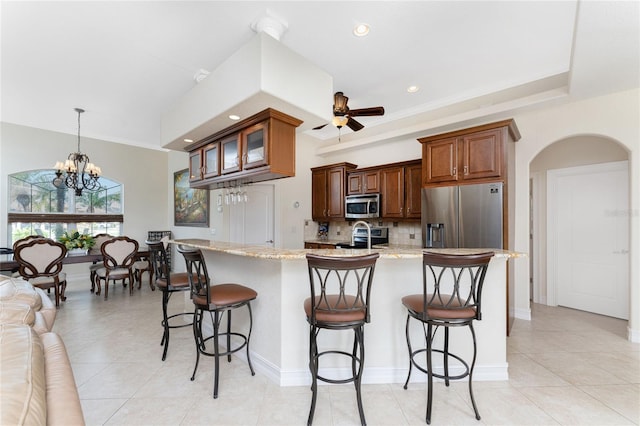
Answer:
xmin=7 ymin=169 xmax=123 ymax=245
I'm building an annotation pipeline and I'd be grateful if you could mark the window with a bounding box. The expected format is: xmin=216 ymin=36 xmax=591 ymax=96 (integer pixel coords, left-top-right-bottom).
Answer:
xmin=7 ymin=169 xmax=123 ymax=245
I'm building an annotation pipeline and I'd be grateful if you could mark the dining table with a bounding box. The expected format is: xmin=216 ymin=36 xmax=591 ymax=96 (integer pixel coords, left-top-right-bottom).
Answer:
xmin=0 ymin=249 xmax=150 ymax=273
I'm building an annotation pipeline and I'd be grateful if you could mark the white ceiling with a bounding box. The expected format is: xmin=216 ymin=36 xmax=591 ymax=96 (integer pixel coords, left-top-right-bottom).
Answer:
xmin=1 ymin=1 xmax=638 ymax=152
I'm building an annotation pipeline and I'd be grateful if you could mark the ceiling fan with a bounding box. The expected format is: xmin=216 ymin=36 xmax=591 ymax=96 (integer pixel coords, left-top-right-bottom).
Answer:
xmin=313 ymin=91 xmax=385 ymax=132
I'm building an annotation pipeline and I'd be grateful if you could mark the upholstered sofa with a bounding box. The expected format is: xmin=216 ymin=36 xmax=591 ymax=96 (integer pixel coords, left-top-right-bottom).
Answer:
xmin=0 ymin=277 xmax=84 ymax=425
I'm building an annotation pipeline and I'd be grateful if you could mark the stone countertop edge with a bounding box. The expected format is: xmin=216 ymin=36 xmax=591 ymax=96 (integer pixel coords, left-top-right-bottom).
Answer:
xmin=170 ymin=239 xmax=526 ymax=260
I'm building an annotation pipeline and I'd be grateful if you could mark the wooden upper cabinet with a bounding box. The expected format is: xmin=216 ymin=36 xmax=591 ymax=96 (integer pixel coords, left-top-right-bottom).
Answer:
xmin=380 ymin=167 xmax=405 ymax=218
xmin=419 ymin=119 xmax=520 ymax=186
xmin=379 ymin=160 xmax=422 ymax=220
xmin=423 ymin=137 xmax=457 ymax=183
xmin=347 ymin=170 xmax=379 ymax=195
xmin=186 ymin=108 xmax=302 ymax=189
xmin=242 ymin=121 xmax=268 ymax=170
xmin=404 ymin=162 xmax=422 ymax=219
xmin=311 ymin=163 xmax=356 ymax=221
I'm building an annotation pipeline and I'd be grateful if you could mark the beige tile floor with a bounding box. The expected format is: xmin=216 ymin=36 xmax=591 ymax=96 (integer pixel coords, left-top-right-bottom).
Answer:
xmin=52 ymin=280 xmax=639 ymax=426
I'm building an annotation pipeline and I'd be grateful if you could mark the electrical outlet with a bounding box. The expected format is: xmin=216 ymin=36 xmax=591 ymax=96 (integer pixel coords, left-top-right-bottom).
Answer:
xmin=210 ymin=228 xmax=216 ymax=235
xmin=409 ymin=233 xmax=415 ymax=239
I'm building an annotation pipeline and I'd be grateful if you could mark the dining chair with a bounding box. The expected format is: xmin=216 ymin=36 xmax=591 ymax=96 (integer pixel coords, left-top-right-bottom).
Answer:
xmin=89 ymin=233 xmax=112 ymax=293
xmin=94 ymin=236 xmax=139 ymax=299
xmin=13 ymin=238 xmax=67 ymax=307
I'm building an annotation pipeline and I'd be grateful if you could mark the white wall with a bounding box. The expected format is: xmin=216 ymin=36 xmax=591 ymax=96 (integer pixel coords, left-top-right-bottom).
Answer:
xmin=1 ymin=122 xmax=169 ymax=278
xmin=510 ymin=88 xmax=639 ymax=341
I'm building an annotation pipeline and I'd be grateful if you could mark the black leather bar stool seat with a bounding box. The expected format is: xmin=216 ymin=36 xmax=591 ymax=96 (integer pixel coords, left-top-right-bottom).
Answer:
xmin=402 ymin=251 xmax=493 ymax=424
xmin=304 ymin=253 xmax=379 ymax=426
xmin=178 ymin=246 xmax=257 ymax=399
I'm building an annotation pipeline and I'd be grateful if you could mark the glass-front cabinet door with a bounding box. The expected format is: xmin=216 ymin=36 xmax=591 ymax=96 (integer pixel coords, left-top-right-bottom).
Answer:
xmin=242 ymin=122 xmax=268 ymax=169
xmin=221 ymin=134 xmax=240 ymax=174
xmin=202 ymin=142 xmax=219 ymax=179
xmin=188 ymin=150 xmax=202 ymax=182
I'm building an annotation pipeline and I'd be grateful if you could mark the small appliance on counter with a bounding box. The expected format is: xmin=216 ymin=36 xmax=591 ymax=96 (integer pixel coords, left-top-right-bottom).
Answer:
xmin=317 ymin=222 xmax=329 ymax=240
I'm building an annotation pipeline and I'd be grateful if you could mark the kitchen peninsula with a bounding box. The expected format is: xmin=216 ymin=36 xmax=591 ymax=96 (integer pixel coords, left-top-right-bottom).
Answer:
xmin=171 ymin=239 xmax=523 ymax=386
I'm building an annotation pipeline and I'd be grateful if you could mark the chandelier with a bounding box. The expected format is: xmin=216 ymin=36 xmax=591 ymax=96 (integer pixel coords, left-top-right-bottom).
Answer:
xmin=53 ymin=108 xmax=102 ymax=196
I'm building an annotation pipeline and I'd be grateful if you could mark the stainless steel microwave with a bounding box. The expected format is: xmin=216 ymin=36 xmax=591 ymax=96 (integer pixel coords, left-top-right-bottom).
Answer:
xmin=345 ymin=194 xmax=380 ymax=219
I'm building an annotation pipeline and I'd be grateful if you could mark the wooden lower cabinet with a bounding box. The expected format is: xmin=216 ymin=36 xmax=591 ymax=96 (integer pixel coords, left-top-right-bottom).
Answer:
xmin=304 ymin=242 xmax=337 ymax=249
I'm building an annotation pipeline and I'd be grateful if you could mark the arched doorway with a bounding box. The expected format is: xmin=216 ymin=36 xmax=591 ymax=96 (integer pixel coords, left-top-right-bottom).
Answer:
xmin=529 ymin=135 xmax=630 ymax=318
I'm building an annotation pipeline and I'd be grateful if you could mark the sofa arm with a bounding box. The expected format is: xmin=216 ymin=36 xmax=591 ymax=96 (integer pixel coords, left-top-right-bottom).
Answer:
xmin=41 ymin=332 xmax=85 ymax=426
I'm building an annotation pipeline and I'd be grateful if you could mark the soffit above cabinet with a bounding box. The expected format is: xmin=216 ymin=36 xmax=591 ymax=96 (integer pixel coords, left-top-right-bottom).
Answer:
xmin=161 ymin=32 xmax=333 ymax=150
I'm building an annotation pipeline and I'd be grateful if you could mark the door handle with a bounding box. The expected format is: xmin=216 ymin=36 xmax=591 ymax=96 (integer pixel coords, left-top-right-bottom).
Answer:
xmin=266 ymin=240 xmax=274 ymax=244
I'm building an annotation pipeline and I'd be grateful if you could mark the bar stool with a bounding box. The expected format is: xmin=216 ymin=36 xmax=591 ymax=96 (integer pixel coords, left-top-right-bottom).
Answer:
xmin=177 ymin=246 xmax=257 ymax=399
xmin=146 ymin=239 xmax=192 ymax=361
xmin=402 ymin=251 xmax=493 ymax=424
xmin=304 ymin=253 xmax=379 ymax=426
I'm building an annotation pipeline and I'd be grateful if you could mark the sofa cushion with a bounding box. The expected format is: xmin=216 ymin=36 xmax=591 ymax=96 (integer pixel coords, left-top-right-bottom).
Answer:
xmin=40 ymin=332 xmax=85 ymax=425
xmin=0 ymin=302 xmax=36 ymax=326
xmin=0 ymin=323 xmax=47 ymax=425
xmin=0 ymin=277 xmax=43 ymax=311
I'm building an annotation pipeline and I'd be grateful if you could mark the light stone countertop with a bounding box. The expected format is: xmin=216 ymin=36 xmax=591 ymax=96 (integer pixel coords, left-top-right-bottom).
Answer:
xmin=171 ymin=239 xmax=526 ymax=260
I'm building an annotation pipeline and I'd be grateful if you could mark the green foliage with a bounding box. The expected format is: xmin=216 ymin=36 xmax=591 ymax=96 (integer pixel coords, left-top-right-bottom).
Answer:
xmin=58 ymin=230 xmax=96 ymax=250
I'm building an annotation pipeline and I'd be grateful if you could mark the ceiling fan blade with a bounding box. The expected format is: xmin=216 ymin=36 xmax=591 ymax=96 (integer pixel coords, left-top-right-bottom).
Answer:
xmin=346 ymin=117 xmax=364 ymax=132
xmin=348 ymin=106 xmax=385 ymax=117
xmin=312 ymin=123 xmax=328 ymax=130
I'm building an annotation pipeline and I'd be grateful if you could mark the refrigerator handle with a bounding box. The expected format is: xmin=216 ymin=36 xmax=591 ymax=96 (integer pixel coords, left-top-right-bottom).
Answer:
xmin=426 ymin=223 xmax=445 ymax=248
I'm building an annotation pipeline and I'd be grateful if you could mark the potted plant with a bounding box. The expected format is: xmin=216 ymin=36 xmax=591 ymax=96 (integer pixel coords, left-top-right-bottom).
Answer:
xmin=58 ymin=231 xmax=96 ymax=255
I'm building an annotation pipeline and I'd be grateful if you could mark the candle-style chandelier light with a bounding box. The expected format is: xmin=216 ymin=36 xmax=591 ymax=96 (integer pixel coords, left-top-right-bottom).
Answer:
xmin=53 ymin=108 xmax=102 ymax=196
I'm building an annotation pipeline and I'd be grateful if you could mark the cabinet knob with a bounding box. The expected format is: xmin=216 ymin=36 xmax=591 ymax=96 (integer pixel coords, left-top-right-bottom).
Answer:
xmin=463 ymin=165 xmax=468 ymax=175
xmin=452 ymin=167 xmax=457 ymax=176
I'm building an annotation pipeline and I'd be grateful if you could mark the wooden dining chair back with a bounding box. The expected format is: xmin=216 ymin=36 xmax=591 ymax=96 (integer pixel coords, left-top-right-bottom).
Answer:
xmin=89 ymin=233 xmax=112 ymax=293
xmin=13 ymin=238 xmax=67 ymax=307
xmin=94 ymin=236 xmax=139 ymax=299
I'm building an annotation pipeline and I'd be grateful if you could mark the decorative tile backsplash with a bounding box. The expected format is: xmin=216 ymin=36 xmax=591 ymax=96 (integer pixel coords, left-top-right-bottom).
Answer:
xmin=304 ymin=220 xmax=423 ymax=247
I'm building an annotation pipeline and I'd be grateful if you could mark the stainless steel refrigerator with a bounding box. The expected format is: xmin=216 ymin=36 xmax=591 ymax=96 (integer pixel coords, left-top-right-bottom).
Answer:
xmin=421 ymin=182 xmax=503 ymax=249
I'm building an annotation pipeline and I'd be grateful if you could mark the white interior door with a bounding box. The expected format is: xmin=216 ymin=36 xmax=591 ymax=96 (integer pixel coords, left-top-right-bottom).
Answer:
xmin=547 ymin=161 xmax=629 ymax=319
xmin=229 ymin=184 xmax=274 ymax=247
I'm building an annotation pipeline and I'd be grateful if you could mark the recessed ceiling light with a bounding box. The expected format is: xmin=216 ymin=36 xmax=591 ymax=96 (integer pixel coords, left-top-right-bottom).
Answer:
xmin=407 ymin=85 xmax=420 ymax=93
xmin=183 ymin=138 xmax=193 ymax=143
xmin=353 ymin=23 xmax=370 ymax=37
xmin=228 ymin=114 xmax=240 ymax=120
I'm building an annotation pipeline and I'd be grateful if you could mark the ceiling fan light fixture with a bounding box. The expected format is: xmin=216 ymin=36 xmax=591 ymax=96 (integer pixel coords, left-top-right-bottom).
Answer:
xmin=332 ymin=116 xmax=349 ymax=128
xmin=353 ymin=23 xmax=370 ymax=37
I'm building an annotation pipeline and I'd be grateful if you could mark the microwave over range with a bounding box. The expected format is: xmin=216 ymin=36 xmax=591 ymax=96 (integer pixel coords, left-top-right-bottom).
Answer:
xmin=345 ymin=194 xmax=380 ymax=219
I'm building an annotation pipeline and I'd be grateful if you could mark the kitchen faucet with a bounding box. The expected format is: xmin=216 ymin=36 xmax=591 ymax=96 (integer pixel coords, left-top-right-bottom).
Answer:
xmin=352 ymin=220 xmax=372 ymax=249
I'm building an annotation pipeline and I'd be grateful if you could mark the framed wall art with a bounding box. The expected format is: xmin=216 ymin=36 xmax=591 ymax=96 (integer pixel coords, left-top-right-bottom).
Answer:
xmin=174 ymin=169 xmax=209 ymax=227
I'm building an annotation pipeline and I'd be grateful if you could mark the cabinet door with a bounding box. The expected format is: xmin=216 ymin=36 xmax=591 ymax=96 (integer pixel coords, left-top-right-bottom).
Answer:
xmin=242 ymin=122 xmax=268 ymax=169
xmin=347 ymin=173 xmax=363 ymax=195
xmin=424 ymin=137 xmax=458 ymax=184
xmin=221 ymin=134 xmax=241 ymax=174
xmin=381 ymin=167 xmax=404 ymax=218
xmin=362 ymin=171 xmax=379 ymax=193
xmin=461 ymin=129 xmax=502 ymax=180
xmin=327 ymin=167 xmax=346 ymax=218
xmin=311 ymin=169 xmax=328 ymax=220
xmin=188 ymin=150 xmax=202 ymax=182
xmin=202 ymin=143 xmax=220 ymax=179
xmin=404 ymin=163 xmax=422 ymax=219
